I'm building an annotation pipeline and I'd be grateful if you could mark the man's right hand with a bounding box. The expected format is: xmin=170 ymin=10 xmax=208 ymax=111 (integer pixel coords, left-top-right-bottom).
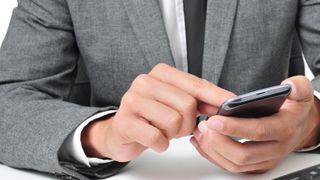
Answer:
xmin=81 ymin=63 xmax=234 ymax=162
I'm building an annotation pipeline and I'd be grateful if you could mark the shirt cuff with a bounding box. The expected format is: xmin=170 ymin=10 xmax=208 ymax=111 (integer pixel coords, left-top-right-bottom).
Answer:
xmin=60 ymin=110 xmax=117 ymax=167
xmin=297 ymin=90 xmax=320 ymax=152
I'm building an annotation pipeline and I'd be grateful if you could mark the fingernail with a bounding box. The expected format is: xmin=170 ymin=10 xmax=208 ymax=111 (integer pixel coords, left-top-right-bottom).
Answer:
xmin=208 ymin=119 xmax=223 ymax=131
xmin=282 ymin=81 xmax=296 ymax=96
xmin=194 ymin=129 xmax=202 ymax=141
xmin=190 ymin=138 xmax=199 ymax=148
xmin=198 ymin=121 xmax=208 ymax=134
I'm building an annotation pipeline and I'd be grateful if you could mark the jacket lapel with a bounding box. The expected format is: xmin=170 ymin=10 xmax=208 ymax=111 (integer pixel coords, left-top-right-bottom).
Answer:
xmin=202 ymin=0 xmax=239 ymax=84
xmin=121 ymin=0 xmax=175 ymax=69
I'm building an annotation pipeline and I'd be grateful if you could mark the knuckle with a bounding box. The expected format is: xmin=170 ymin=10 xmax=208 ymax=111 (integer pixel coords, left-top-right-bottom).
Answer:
xmin=198 ymin=135 xmax=211 ymax=150
xmin=148 ymin=131 xmax=163 ymax=145
xmin=193 ymin=79 xmax=209 ymax=98
xmin=236 ymin=150 xmax=251 ymax=166
xmin=121 ymin=92 xmax=138 ymax=108
xmin=158 ymin=141 xmax=170 ymax=152
xmin=170 ymin=112 xmax=183 ymax=127
xmin=193 ymin=79 xmax=208 ymax=89
xmin=227 ymin=164 xmax=243 ymax=173
xmin=221 ymin=122 xmax=237 ymax=135
xmin=184 ymin=97 xmax=198 ymax=112
xmin=167 ymin=112 xmax=183 ymax=138
xmin=133 ymin=74 xmax=151 ymax=87
xmin=177 ymin=125 xmax=194 ymax=138
xmin=152 ymin=63 xmax=169 ymax=73
xmin=253 ymin=124 xmax=269 ymax=140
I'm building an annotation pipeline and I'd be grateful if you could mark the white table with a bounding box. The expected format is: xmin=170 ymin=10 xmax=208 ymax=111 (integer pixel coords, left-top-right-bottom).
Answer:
xmin=1 ymin=137 xmax=320 ymax=180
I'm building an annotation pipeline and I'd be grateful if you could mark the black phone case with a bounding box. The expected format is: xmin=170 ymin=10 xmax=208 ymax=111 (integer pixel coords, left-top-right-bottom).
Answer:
xmin=217 ymin=84 xmax=292 ymax=118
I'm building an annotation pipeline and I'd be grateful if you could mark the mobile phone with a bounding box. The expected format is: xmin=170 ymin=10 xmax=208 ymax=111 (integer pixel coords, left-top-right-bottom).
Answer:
xmin=215 ymin=84 xmax=292 ymax=142
xmin=217 ymin=84 xmax=292 ymax=118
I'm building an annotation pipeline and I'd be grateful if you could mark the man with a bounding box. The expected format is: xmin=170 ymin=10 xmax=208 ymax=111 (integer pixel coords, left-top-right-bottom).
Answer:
xmin=0 ymin=0 xmax=320 ymax=179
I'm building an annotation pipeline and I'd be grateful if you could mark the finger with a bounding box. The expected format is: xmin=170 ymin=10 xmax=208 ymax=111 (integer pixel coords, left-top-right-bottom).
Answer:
xmin=281 ymin=76 xmax=313 ymax=103
xmin=122 ymin=117 xmax=169 ymax=153
xmin=190 ymin=137 xmax=227 ymax=171
xmin=149 ymin=63 xmax=235 ymax=109
xmin=194 ymin=131 xmax=282 ymax=173
xmin=198 ymin=102 xmax=219 ymax=116
xmin=130 ymin=74 xmax=197 ymax=137
xmin=197 ymin=122 xmax=288 ymax=165
xmin=206 ymin=113 xmax=294 ymax=141
xmin=121 ymin=91 xmax=183 ymax=139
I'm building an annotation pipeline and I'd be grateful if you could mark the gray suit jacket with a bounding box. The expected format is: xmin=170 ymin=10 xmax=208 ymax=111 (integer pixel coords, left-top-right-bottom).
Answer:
xmin=1 ymin=0 xmax=320 ymax=179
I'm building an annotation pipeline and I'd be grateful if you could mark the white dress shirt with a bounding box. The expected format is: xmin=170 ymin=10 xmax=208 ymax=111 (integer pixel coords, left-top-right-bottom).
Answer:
xmin=159 ymin=0 xmax=188 ymax=72
xmin=59 ymin=0 xmax=320 ymax=167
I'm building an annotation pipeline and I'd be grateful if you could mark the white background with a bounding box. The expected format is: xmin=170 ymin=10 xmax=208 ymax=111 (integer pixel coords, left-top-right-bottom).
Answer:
xmin=0 ymin=1 xmax=318 ymax=180
xmin=0 ymin=0 xmax=17 ymax=44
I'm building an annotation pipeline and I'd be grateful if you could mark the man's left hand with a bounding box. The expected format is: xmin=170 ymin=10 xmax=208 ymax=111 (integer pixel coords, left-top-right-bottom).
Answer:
xmin=190 ymin=76 xmax=320 ymax=173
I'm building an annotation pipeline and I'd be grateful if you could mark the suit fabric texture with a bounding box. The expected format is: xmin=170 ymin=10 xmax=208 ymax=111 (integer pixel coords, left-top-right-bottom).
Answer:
xmin=1 ymin=0 xmax=320 ymax=179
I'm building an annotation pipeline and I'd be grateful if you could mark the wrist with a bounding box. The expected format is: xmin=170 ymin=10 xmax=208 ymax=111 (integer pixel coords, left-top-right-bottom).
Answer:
xmin=81 ymin=115 xmax=114 ymax=158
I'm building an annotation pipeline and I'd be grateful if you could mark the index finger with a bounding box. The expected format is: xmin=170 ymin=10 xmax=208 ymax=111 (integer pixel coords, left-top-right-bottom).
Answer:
xmin=149 ymin=63 xmax=235 ymax=107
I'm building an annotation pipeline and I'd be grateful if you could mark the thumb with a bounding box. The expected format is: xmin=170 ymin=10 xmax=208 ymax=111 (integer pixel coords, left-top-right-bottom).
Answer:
xmin=281 ymin=75 xmax=313 ymax=102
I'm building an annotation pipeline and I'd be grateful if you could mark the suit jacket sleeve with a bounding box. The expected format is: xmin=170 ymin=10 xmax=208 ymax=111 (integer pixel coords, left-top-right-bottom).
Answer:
xmin=297 ymin=0 xmax=320 ymax=151
xmin=297 ymin=0 xmax=320 ymax=89
xmin=0 ymin=0 xmax=128 ymax=179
